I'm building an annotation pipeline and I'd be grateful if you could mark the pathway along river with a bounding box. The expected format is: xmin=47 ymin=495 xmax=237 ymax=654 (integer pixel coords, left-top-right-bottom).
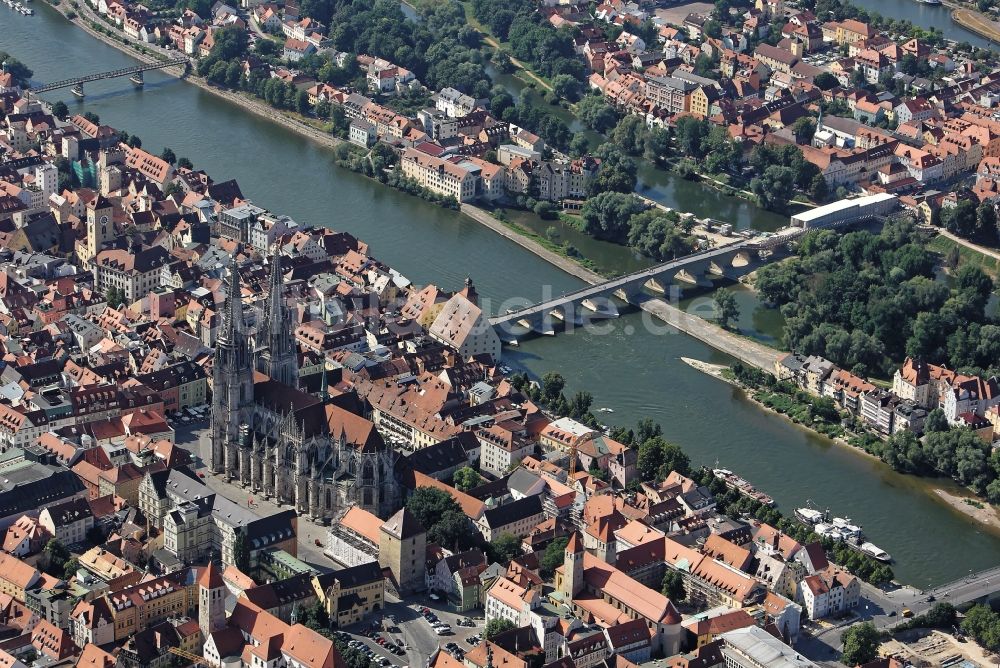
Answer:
xmin=7 ymin=5 xmax=1000 ymax=587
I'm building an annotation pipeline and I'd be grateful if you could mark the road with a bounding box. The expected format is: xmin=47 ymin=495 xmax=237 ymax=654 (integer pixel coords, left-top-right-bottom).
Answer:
xmin=799 ymin=568 xmax=1000 ymax=663
xmin=172 ymin=421 xmax=334 ymax=568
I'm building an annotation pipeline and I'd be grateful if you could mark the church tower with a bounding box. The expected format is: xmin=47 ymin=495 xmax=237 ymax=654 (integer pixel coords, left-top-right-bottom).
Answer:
xmin=198 ymin=562 xmax=226 ymax=641
xmin=211 ymin=263 xmax=255 ymax=476
xmin=83 ymin=194 xmax=114 ymax=268
xmin=255 ymin=250 xmax=298 ymax=387
xmin=559 ymin=532 xmax=584 ymax=598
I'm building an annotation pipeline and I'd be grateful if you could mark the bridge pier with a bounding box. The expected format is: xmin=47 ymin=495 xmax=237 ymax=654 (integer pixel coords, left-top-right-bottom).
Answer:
xmin=645 ymin=278 xmax=668 ymax=294
xmin=675 ymin=267 xmax=713 ymax=287
xmin=71 ymin=83 xmax=84 ymax=99
xmin=130 ymin=71 xmax=144 ymax=86
xmin=580 ymin=297 xmax=619 ymax=319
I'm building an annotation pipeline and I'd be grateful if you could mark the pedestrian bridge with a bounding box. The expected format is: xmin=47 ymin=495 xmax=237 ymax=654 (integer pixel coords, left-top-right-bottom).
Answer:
xmin=27 ymin=57 xmax=191 ymax=97
xmin=491 ymin=229 xmax=802 ymax=337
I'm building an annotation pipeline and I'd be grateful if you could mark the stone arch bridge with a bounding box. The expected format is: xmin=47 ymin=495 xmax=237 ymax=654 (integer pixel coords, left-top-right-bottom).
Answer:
xmin=491 ymin=231 xmax=800 ymax=338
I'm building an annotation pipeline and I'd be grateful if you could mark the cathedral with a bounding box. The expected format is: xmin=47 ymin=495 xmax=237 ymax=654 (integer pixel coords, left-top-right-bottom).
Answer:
xmin=210 ymin=254 xmax=402 ymax=521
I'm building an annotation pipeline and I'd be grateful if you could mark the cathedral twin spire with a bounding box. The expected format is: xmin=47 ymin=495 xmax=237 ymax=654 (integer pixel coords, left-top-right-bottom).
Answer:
xmin=256 ymin=249 xmax=299 ymax=388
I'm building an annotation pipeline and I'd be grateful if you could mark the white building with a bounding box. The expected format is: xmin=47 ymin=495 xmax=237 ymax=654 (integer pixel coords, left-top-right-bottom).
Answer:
xmin=485 ymin=576 xmax=540 ymax=626
xmin=720 ymin=626 xmax=818 ymax=668
xmin=400 ymin=148 xmax=481 ymax=203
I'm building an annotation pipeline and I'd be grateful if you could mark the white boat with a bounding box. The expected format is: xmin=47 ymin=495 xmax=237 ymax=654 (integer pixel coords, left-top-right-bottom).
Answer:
xmin=795 ymin=507 xmax=825 ymax=524
xmin=598 ymin=407 xmax=614 ymax=413
xmin=814 ymin=523 xmax=842 ymax=541
xmin=831 ymin=517 xmax=862 ymax=541
xmin=861 ymin=542 xmax=892 ymax=563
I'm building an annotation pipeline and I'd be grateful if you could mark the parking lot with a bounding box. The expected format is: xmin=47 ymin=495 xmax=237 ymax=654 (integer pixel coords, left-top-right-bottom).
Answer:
xmin=337 ymin=596 xmax=485 ymax=668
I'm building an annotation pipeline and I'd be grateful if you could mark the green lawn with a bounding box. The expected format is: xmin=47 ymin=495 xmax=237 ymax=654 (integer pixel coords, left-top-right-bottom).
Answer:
xmin=927 ymin=235 xmax=1000 ymax=278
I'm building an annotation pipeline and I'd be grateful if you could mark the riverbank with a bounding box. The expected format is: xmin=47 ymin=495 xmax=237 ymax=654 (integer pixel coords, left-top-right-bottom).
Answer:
xmin=53 ymin=2 xmax=351 ymax=152
xmin=951 ymin=7 xmax=1000 ymax=42
xmin=935 ymin=489 xmax=1000 ymax=532
xmin=685 ymin=356 xmax=1000 ymax=535
xmin=460 ymin=204 xmax=606 ymax=283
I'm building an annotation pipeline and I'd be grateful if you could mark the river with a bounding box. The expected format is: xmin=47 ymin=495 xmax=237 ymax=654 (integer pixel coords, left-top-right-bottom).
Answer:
xmin=6 ymin=5 xmax=1000 ymax=587
xmin=848 ymin=0 xmax=994 ymax=48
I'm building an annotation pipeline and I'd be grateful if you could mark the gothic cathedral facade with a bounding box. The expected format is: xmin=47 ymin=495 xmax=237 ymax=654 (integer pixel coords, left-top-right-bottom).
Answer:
xmin=210 ymin=255 xmax=401 ymax=521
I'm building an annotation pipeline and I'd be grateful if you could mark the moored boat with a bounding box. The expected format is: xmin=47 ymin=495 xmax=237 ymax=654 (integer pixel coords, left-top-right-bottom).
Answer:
xmin=795 ymin=506 xmax=826 ymax=524
xmin=861 ymin=542 xmax=893 ymax=563
xmin=712 ymin=467 xmax=775 ymax=506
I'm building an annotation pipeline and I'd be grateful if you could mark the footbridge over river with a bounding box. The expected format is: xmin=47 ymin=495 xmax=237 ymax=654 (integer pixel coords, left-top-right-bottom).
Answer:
xmin=491 ymin=228 xmax=803 ymax=337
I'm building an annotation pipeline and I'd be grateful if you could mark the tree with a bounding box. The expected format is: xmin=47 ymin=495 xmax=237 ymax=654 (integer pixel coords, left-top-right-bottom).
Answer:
xmin=713 ymin=288 xmax=740 ymax=330
xmin=809 ymin=173 xmax=829 ymax=202
xmin=160 ymin=147 xmax=177 ymax=164
xmin=406 ymin=487 xmax=462 ymax=530
xmin=941 ymin=199 xmax=977 ymax=238
xmin=579 ymin=192 xmax=645 ymax=242
xmin=791 ymin=116 xmax=816 ymax=144
xmin=551 ymin=74 xmax=581 ymax=101
xmin=63 ymin=557 xmax=80 ymax=580
xmin=840 ymin=622 xmax=880 ymax=666
xmin=427 ymin=510 xmax=472 ymax=550
xmin=51 ymin=101 xmax=69 ymax=121
xmin=485 ymin=618 xmax=516 ymax=639
xmin=233 ymin=528 xmax=250 ymax=571
xmin=814 ymin=71 xmax=838 ymax=90
xmin=453 ymin=466 xmax=484 ymax=492
xmin=587 ymin=144 xmax=637 ymax=195
xmin=569 ymin=133 xmax=591 ymax=157
xmin=489 ymin=533 xmax=522 ymax=565
xmin=539 ymin=537 xmax=568 ymax=577
xmin=177 ymin=157 xmax=194 ymax=170
xmin=0 ymin=53 xmax=33 ymax=87
xmin=674 ymin=116 xmax=710 ymax=158
xmin=610 ymin=115 xmax=650 ymax=157
xmin=106 ymin=286 xmax=125 ymax=308
xmin=43 ymin=539 xmax=70 ymax=576
xmin=637 ymin=437 xmax=690 ymax=483
xmin=540 ymin=372 xmax=566 ymax=404
xmin=750 ymin=165 xmax=796 ymax=212
xmin=661 ymin=569 xmax=685 ymax=601
xmin=296 ymin=90 xmax=311 ymax=116
xmin=576 ymin=95 xmax=619 ymax=133
xmin=924 ymin=408 xmax=949 ymax=434
xmin=924 ymin=602 xmax=957 ymax=628
xmin=302 ymin=599 xmax=330 ymax=631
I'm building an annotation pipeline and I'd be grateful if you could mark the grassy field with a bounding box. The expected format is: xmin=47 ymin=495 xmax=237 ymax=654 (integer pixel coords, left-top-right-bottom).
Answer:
xmin=927 ymin=234 xmax=1000 ymax=278
xmin=952 ymin=8 xmax=1000 ymax=43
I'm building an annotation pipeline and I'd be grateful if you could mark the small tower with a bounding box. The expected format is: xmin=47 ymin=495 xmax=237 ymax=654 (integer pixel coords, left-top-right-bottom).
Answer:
xmin=198 ymin=562 xmax=226 ymax=640
xmin=560 ymin=532 xmax=584 ymax=598
xmin=458 ymin=276 xmax=478 ymax=306
xmin=379 ymin=507 xmax=426 ymax=596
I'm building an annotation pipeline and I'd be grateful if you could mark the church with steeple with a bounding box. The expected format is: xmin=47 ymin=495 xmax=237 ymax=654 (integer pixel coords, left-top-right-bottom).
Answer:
xmin=210 ymin=253 xmax=402 ymax=521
